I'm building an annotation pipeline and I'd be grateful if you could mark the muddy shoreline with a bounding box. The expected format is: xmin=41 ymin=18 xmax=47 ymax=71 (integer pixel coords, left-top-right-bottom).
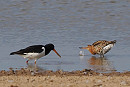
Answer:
xmin=0 ymin=68 xmax=130 ymax=87
xmin=0 ymin=68 xmax=130 ymax=76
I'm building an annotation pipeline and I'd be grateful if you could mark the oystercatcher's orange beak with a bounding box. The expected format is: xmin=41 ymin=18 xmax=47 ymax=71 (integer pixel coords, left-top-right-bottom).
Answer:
xmin=53 ymin=49 xmax=61 ymax=58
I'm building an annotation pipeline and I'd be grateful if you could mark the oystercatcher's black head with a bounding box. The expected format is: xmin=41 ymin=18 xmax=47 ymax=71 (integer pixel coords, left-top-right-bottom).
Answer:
xmin=45 ymin=43 xmax=55 ymax=50
xmin=45 ymin=43 xmax=61 ymax=58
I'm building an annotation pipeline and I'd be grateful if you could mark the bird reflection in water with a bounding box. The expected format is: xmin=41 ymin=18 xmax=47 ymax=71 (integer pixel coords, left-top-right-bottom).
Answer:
xmin=87 ymin=56 xmax=116 ymax=72
xmin=26 ymin=61 xmax=62 ymax=73
xmin=26 ymin=63 xmax=46 ymax=73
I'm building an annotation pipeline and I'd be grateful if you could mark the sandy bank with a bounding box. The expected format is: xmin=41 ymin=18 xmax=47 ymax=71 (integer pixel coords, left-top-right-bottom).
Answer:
xmin=0 ymin=75 xmax=130 ymax=87
xmin=0 ymin=68 xmax=130 ymax=87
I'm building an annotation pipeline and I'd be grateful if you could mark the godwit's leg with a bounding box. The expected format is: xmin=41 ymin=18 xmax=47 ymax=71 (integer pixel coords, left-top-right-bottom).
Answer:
xmin=26 ymin=60 xmax=29 ymax=64
xmin=100 ymin=53 xmax=104 ymax=57
xmin=100 ymin=54 xmax=104 ymax=57
xmin=102 ymin=54 xmax=104 ymax=57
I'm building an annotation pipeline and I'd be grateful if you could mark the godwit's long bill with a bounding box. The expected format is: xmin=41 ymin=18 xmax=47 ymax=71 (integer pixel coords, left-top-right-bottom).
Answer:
xmin=79 ymin=40 xmax=116 ymax=57
xmin=10 ymin=43 xmax=61 ymax=64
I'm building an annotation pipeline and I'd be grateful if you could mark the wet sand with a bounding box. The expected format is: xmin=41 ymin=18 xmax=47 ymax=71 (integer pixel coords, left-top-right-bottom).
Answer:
xmin=0 ymin=68 xmax=130 ymax=87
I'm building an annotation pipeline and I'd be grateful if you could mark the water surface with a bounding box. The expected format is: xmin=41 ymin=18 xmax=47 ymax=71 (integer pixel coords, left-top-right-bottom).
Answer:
xmin=0 ymin=0 xmax=130 ymax=72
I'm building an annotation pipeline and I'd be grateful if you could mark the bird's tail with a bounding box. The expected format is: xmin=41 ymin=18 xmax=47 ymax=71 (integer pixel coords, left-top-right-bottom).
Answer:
xmin=112 ymin=40 xmax=117 ymax=43
xmin=109 ymin=40 xmax=116 ymax=44
xmin=10 ymin=52 xmax=17 ymax=55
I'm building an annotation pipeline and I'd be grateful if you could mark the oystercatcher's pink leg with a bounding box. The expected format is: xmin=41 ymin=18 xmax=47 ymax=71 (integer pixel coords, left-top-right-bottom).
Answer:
xmin=35 ymin=59 xmax=37 ymax=64
xmin=26 ymin=60 xmax=29 ymax=64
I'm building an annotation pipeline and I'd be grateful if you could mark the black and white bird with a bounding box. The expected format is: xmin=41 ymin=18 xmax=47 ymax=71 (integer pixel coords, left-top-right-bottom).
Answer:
xmin=10 ymin=43 xmax=61 ymax=64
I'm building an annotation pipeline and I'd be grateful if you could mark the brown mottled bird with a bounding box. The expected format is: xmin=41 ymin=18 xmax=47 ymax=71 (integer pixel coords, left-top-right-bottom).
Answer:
xmin=79 ymin=40 xmax=116 ymax=57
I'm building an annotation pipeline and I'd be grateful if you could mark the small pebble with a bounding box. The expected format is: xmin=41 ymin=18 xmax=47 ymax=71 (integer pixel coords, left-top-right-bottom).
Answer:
xmin=31 ymin=72 xmax=35 ymax=75
xmin=107 ymin=76 xmax=112 ymax=80
xmin=120 ymin=81 xmax=127 ymax=85
xmin=84 ymin=72 xmax=87 ymax=74
xmin=97 ymin=80 xmax=102 ymax=83
xmin=86 ymin=80 xmax=89 ymax=83
xmin=99 ymin=73 xmax=103 ymax=76
xmin=8 ymin=80 xmax=14 ymax=83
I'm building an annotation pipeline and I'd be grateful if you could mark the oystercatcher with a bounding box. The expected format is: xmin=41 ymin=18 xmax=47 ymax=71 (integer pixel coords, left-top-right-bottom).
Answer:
xmin=79 ymin=40 xmax=116 ymax=57
xmin=10 ymin=43 xmax=61 ymax=64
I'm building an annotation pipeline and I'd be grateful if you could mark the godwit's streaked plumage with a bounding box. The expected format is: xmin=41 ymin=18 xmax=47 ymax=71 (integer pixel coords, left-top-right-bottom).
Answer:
xmin=79 ymin=40 xmax=116 ymax=57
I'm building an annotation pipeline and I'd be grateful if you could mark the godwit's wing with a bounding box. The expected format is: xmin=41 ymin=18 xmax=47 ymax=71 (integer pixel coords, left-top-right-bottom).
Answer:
xmin=92 ymin=40 xmax=116 ymax=56
xmin=92 ymin=40 xmax=108 ymax=46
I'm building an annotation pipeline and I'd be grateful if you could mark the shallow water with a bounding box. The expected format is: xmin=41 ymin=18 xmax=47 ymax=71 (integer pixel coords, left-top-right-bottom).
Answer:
xmin=0 ymin=0 xmax=130 ymax=72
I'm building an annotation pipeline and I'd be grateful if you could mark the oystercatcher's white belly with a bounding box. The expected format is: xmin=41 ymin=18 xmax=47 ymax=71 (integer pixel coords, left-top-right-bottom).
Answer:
xmin=20 ymin=51 xmax=45 ymax=60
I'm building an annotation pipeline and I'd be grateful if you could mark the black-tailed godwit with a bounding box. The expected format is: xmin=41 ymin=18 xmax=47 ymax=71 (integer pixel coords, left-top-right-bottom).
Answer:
xmin=79 ymin=40 xmax=116 ymax=57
